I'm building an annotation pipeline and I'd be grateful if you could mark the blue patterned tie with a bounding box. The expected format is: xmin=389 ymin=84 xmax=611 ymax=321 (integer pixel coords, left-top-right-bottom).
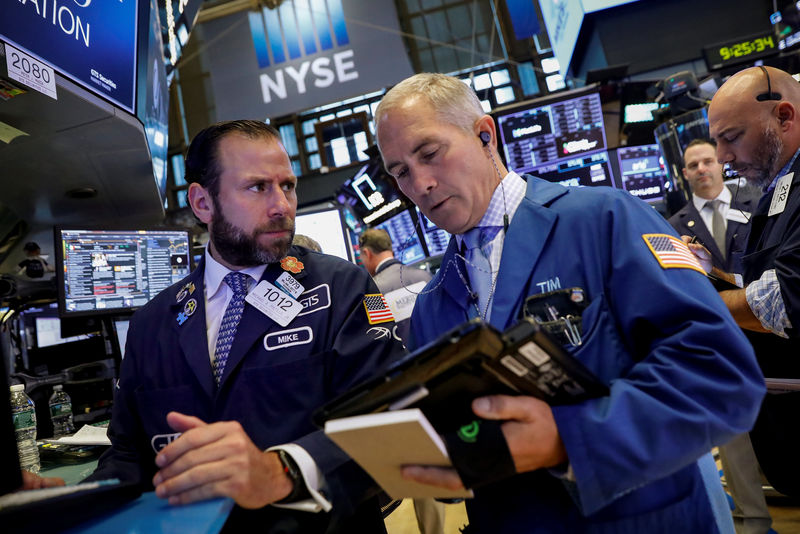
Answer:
xmin=463 ymin=227 xmax=499 ymax=319
xmin=212 ymin=272 xmax=250 ymax=385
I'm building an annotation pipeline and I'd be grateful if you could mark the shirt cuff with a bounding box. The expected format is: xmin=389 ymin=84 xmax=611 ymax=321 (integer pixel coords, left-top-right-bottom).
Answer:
xmin=745 ymin=269 xmax=792 ymax=338
xmin=733 ymin=273 xmax=743 ymax=288
xmin=267 ymin=443 xmax=332 ymax=513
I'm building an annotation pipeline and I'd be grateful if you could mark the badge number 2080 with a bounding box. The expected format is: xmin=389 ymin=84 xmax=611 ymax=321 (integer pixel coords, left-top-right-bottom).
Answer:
xmin=246 ymin=280 xmax=303 ymax=327
xmin=4 ymin=43 xmax=57 ymax=100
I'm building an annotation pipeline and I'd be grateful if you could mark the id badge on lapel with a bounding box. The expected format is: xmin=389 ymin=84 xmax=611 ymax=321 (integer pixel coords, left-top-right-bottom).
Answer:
xmin=519 ymin=288 xmax=588 ymax=347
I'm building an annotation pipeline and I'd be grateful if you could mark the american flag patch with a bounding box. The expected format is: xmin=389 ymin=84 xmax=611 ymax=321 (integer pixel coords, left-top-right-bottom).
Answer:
xmin=643 ymin=234 xmax=705 ymax=274
xmin=363 ymin=294 xmax=394 ymax=324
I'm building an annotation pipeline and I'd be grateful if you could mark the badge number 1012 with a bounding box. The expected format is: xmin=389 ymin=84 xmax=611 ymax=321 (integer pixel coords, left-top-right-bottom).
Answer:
xmin=245 ymin=280 xmax=303 ymax=326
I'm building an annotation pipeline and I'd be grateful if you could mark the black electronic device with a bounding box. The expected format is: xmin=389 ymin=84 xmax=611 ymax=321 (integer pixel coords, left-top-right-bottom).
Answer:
xmin=703 ymin=31 xmax=778 ymax=71
xmin=54 ymin=227 xmax=191 ymax=318
xmin=313 ymin=318 xmax=608 ymax=433
xmin=492 ymin=86 xmax=612 ymax=188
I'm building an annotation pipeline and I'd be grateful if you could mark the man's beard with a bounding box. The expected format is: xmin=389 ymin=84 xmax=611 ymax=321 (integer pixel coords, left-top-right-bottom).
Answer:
xmin=731 ymin=125 xmax=784 ymax=187
xmin=210 ymin=200 xmax=295 ymax=267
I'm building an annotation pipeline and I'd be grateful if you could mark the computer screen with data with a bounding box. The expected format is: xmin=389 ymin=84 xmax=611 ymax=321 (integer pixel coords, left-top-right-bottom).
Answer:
xmin=376 ymin=210 xmax=426 ymax=265
xmin=418 ymin=209 xmax=451 ymax=257
xmin=614 ymin=144 xmax=667 ymax=203
xmin=55 ymin=228 xmax=192 ymax=317
xmin=494 ymin=87 xmax=614 ymax=188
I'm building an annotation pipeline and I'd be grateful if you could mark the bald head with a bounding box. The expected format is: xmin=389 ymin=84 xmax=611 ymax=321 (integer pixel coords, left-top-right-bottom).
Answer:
xmin=709 ymin=66 xmax=800 ymax=186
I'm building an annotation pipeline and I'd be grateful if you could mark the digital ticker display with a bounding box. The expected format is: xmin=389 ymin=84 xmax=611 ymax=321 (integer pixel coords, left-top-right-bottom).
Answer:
xmin=615 ymin=144 xmax=667 ymax=203
xmin=495 ymin=89 xmax=612 ymax=188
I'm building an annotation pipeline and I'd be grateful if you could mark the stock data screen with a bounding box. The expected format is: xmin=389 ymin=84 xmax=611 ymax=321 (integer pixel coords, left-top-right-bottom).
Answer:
xmin=57 ymin=229 xmax=191 ymax=316
xmin=530 ymin=151 xmax=615 ymax=188
xmin=496 ymin=90 xmax=608 ymax=182
xmin=616 ymin=144 xmax=667 ymax=203
xmin=377 ymin=211 xmax=425 ymax=265
xmin=418 ymin=209 xmax=451 ymax=257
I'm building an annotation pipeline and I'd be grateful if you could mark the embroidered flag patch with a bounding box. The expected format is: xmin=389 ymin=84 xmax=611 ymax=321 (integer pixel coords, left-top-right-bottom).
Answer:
xmin=642 ymin=234 xmax=705 ymax=274
xmin=363 ymin=294 xmax=395 ymax=324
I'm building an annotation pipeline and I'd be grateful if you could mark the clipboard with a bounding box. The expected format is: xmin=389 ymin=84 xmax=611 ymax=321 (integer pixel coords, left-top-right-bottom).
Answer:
xmin=313 ymin=317 xmax=608 ymax=433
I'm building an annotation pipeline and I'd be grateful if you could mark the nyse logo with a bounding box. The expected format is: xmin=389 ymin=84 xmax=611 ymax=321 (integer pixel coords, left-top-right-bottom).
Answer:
xmin=248 ymin=0 xmax=359 ymax=103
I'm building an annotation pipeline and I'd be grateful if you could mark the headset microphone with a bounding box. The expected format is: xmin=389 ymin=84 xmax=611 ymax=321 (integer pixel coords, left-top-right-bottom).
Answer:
xmin=756 ymin=65 xmax=782 ymax=102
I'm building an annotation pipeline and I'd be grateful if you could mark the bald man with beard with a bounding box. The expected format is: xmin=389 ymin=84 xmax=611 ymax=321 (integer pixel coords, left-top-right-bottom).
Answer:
xmin=700 ymin=66 xmax=800 ymax=499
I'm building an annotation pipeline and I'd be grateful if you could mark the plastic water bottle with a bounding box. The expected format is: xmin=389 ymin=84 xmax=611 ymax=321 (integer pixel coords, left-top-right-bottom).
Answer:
xmin=49 ymin=385 xmax=75 ymax=438
xmin=9 ymin=384 xmax=40 ymax=473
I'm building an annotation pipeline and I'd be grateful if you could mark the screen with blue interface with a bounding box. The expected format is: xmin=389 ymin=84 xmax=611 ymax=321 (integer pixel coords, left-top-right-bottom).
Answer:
xmin=494 ymin=88 xmax=614 ymax=188
xmin=376 ymin=210 xmax=425 ymax=265
xmin=56 ymin=229 xmax=191 ymax=317
xmin=418 ymin=209 xmax=451 ymax=257
xmin=615 ymin=144 xmax=667 ymax=203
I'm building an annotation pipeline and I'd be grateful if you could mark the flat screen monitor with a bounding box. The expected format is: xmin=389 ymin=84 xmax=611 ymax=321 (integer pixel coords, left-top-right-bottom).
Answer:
xmin=418 ymin=209 xmax=451 ymax=257
xmin=2 ymin=0 xmax=139 ymax=114
xmin=772 ymin=4 xmax=800 ymax=50
xmin=55 ymin=228 xmax=192 ymax=317
xmin=614 ymin=144 xmax=667 ymax=203
xmin=376 ymin=210 xmax=425 ymax=265
xmin=35 ymin=317 xmax=94 ymax=349
xmin=336 ymin=161 xmax=410 ymax=226
xmin=530 ymin=151 xmax=616 ymax=188
xmin=295 ymin=206 xmax=353 ymax=262
xmin=494 ymin=87 xmax=610 ymax=188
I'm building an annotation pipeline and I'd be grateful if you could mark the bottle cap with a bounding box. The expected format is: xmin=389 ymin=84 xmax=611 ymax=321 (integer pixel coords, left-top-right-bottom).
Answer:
xmin=10 ymin=384 xmax=24 ymax=392
xmin=54 ymin=385 xmax=63 ymax=391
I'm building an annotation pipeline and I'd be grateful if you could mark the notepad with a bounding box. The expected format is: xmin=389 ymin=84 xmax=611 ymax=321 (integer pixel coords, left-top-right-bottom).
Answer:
xmin=325 ymin=409 xmax=473 ymax=499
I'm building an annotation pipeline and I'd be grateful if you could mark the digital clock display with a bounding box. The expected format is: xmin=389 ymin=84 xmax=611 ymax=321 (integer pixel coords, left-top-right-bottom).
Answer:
xmin=704 ymin=32 xmax=779 ymax=70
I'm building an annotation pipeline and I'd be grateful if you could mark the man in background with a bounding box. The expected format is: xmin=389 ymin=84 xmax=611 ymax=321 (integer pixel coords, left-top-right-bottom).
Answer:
xmin=669 ymin=138 xmax=756 ymax=275
xmin=359 ymin=228 xmax=432 ymax=344
xmin=669 ymin=138 xmax=770 ymax=534
xmin=17 ymin=242 xmax=54 ymax=279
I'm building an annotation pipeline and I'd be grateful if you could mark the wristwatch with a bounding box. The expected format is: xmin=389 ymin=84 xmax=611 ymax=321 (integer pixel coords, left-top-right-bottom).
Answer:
xmin=275 ymin=449 xmax=310 ymax=502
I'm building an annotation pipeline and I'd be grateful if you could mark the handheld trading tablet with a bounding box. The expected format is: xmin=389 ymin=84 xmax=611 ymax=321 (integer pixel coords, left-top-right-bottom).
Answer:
xmin=314 ymin=317 xmax=609 ymax=434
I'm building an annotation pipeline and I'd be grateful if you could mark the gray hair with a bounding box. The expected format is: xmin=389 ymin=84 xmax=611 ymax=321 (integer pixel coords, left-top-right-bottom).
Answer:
xmin=375 ymin=73 xmax=485 ymax=139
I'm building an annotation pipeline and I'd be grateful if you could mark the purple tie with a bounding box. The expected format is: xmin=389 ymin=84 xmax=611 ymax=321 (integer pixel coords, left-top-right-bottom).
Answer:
xmin=212 ymin=272 xmax=249 ymax=385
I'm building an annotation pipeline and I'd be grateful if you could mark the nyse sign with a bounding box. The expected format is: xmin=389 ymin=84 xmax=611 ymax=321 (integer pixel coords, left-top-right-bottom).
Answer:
xmin=260 ymin=49 xmax=358 ymax=104
xmin=203 ymin=0 xmax=412 ymax=119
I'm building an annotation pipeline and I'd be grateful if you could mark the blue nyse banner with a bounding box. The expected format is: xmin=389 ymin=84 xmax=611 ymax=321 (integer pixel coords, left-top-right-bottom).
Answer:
xmin=1 ymin=0 xmax=139 ymax=113
xmin=202 ymin=0 xmax=414 ymax=120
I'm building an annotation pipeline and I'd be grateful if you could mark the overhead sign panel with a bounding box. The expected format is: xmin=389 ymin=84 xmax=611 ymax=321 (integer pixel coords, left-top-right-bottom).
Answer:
xmin=202 ymin=0 xmax=414 ymax=120
xmin=538 ymin=0 xmax=584 ymax=80
xmin=1 ymin=0 xmax=139 ymax=114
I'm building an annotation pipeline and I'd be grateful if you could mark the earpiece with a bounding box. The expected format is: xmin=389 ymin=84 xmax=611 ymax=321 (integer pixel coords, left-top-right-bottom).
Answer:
xmin=756 ymin=66 xmax=782 ymax=102
xmin=479 ymin=131 xmax=491 ymax=146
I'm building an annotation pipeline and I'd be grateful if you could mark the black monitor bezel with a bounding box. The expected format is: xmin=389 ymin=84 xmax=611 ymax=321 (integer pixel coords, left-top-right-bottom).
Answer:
xmin=53 ymin=225 xmax=192 ymax=319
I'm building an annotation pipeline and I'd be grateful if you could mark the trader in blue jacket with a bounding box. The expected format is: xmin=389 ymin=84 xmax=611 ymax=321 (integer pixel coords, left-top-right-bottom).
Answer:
xmin=88 ymin=120 xmax=404 ymax=532
xmin=374 ymin=73 xmax=765 ymax=533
